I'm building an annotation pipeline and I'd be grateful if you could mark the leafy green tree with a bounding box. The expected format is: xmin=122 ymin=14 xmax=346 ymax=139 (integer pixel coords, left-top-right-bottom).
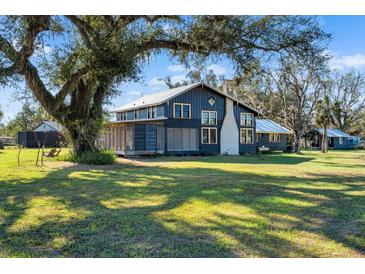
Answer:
xmin=329 ymin=71 xmax=365 ymax=134
xmin=0 ymin=16 xmax=329 ymax=155
xmin=315 ymin=95 xmax=334 ymax=153
xmin=232 ymin=54 xmax=329 ymax=153
xmin=5 ymin=103 xmax=51 ymax=137
xmin=158 ymin=67 xmax=223 ymax=89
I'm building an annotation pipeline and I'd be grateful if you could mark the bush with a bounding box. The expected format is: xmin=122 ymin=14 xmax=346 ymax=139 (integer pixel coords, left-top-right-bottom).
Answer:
xmin=58 ymin=150 xmax=116 ymax=165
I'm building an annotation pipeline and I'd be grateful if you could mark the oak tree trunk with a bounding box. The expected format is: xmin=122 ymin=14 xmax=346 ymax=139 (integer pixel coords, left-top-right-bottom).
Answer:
xmin=293 ymin=131 xmax=302 ymax=153
xmin=321 ymin=127 xmax=328 ymax=153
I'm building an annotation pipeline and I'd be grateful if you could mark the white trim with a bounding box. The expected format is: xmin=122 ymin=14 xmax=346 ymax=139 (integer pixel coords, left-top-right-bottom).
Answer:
xmin=201 ymin=110 xmax=218 ymax=125
xmin=108 ymin=117 xmax=167 ymax=124
xmin=173 ymin=103 xmax=191 ymax=119
xmin=240 ymin=128 xmax=254 ymax=144
xmin=240 ymin=112 xmax=254 ymax=127
xmin=256 ymin=131 xmax=291 ymax=134
xmin=201 ymin=127 xmax=217 ymax=144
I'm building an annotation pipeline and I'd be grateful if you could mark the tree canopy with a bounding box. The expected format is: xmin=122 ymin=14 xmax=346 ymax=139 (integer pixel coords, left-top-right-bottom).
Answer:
xmin=330 ymin=70 xmax=365 ymax=134
xmin=0 ymin=15 xmax=329 ymax=154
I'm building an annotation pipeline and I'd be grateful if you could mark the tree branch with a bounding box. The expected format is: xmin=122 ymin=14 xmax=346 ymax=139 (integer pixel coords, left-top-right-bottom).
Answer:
xmin=66 ymin=16 xmax=95 ymax=48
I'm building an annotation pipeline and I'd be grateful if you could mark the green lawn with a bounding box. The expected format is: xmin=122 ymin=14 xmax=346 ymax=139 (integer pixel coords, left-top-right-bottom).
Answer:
xmin=0 ymin=148 xmax=364 ymax=257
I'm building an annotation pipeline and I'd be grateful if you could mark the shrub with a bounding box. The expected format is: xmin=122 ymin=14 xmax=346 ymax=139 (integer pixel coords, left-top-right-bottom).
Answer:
xmin=58 ymin=150 xmax=116 ymax=165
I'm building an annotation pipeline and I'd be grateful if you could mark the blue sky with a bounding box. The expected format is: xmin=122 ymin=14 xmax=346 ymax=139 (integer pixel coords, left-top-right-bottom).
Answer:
xmin=1 ymin=16 xmax=365 ymax=122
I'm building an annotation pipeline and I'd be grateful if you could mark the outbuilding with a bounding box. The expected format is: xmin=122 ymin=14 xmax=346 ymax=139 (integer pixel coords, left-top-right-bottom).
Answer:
xmin=309 ymin=128 xmax=359 ymax=150
xmin=17 ymin=121 xmax=67 ymax=148
xmin=256 ymin=119 xmax=292 ymax=152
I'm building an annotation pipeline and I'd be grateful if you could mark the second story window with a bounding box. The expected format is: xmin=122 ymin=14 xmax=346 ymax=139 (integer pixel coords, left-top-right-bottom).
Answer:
xmin=134 ymin=109 xmax=138 ymax=119
xmin=148 ymin=106 xmax=157 ymax=119
xmin=201 ymin=110 xmax=217 ymax=125
xmin=174 ymin=103 xmax=191 ymax=119
xmin=120 ymin=112 xmax=125 ymax=121
xmin=240 ymin=113 xmax=254 ymax=127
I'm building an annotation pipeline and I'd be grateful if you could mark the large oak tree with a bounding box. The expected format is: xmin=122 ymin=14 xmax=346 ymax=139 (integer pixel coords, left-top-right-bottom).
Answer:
xmin=0 ymin=16 xmax=328 ymax=155
xmin=330 ymin=71 xmax=365 ymax=134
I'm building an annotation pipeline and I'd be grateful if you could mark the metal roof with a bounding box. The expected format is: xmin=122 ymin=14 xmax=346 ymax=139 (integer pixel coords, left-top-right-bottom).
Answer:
xmin=113 ymin=82 xmax=260 ymax=114
xmin=317 ymin=128 xmax=353 ymax=138
xmin=256 ymin=119 xmax=292 ymax=134
xmin=33 ymin=121 xmax=64 ymax=132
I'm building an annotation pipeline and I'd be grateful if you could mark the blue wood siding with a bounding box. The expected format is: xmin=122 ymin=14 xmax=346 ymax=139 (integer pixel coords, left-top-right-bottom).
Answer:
xmin=133 ymin=124 xmax=158 ymax=151
xmin=257 ymin=133 xmax=288 ymax=151
xmin=332 ymin=137 xmax=357 ymax=149
xmin=233 ymin=104 xmax=257 ymax=154
xmin=163 ymin=85 xmax=226 ymax=155
xmin=134 ymin=124 xmax=146 ymax=150
xmin=145 ymin=124 xmax=157 ymax=150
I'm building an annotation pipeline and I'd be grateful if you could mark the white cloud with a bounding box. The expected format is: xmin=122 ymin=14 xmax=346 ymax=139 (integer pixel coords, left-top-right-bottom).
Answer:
xmin=127 ymin=90 xmax=144 ymax=96
xmin=148 ymin=77 xmax=165 ymax=91
xmin=207 ymin=64 xmax=226 ymax=75
xmin=170 ymin=75 xmax=187 ymax=84
xmin=167 ymin=64 xmax=186 ymax=73
xmin=43 ymin=45 xmax=53 ymax=54
xmin=330 ymin=54 xmax=365 ymax=70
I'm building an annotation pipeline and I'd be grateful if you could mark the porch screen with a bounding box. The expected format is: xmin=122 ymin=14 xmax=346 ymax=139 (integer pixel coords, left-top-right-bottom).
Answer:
xmin=167 ymin=128 xmax=198 ymax=151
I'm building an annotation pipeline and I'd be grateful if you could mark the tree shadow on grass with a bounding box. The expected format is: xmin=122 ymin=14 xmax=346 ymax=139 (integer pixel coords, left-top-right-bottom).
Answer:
xmin=0 ymin=159 xmax=364 ymax=257
xmin=125 ymin=153 xmax=316 ymax=166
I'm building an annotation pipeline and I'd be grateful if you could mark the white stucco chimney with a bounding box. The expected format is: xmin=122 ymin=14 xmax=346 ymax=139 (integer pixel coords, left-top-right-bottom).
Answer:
xmin=222 ymin=81 xmax=228 ymax=94
xmin=220 ymin=80 xmax=239 ymax=155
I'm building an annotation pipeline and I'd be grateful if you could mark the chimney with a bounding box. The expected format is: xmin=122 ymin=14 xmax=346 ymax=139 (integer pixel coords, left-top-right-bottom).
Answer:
xmin=222 ymin=80 xmax=228 ymax=94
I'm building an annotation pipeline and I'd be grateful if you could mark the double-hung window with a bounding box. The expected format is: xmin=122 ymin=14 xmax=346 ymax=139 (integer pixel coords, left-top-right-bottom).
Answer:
xmin=240 ymin=128 xmax=254 ymax=144
xmin=174 ymin=103 xmax=191 ymax=119
xmin=201 ymin=127 xmax=217 ymax=144
xmin=240 ymin=113 xmax=254 ymax=127
xmin=201 ymin=110 xmax=217 ymax=125
xmin=269 ymin=133 xmax=280 ymax=142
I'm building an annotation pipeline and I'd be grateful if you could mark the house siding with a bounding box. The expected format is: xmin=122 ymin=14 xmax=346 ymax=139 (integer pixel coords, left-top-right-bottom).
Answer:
xmin=257 ymin=133 xmax=289 ymax=151
xmin=332 ymin=137 xmax=356 ymax=149
xmin=233 ymin=104 xmax=257 ymax=154
xmin=164 ymin=85 xmax=226 ymax=155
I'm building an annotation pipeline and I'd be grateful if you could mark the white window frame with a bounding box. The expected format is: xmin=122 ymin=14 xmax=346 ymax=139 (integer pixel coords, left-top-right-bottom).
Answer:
xmin=201 ymin=127 xmax=217 ymax=144
xmin=201 ymin=110 xmax=217 ymax=125
xmin=134 ymin=109 xmax=139 ymax=119
xmin=339 ymin=137 xmax=343 ymax=145
xmin=240 ymin=128 xmax=254 ymax=144
xmin=148 ymin=106 xmax=157 ymax=119
xmin=240 ymin=113 xmax=254 ymax=127
xmin=173 ymin=103 xmax=191 ymax=119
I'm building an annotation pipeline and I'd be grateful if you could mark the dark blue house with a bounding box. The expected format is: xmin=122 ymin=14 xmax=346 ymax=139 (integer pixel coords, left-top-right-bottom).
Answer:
xmin=310 ymin=128 xmax=359 ymax=150
xmin=101 ymin=82 xmax=260 ymax=156
xmin=256 ymin=119 xmax=292 ymax=152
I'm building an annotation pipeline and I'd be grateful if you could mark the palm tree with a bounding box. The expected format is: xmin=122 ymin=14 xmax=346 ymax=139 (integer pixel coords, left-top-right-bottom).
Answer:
xmin=315 ymin=95 xmax=334 ymax=153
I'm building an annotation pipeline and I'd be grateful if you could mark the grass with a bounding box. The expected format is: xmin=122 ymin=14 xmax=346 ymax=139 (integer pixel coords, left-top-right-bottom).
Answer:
xmin=0 ymin=147 xmax=364 ymax=257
